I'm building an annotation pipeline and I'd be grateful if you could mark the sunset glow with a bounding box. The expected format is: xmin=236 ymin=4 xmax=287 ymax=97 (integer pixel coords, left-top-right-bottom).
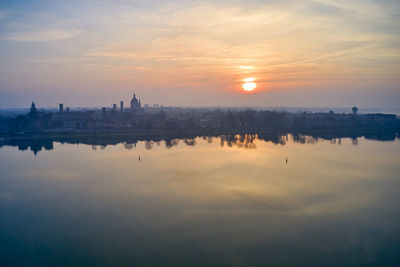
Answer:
xmin=242 ymin=78 xmax=257 ymax=91
xmin=0 ymin=0 xmax=399 ymax=108
xmin=242 ymin=82 xmax=256 ymax=92
xmin=0 ymin=1 xmax=399 ymax=265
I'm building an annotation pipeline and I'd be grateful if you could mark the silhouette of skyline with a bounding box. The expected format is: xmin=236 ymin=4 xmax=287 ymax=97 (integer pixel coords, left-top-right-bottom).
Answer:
xmin=0 ymin=0 xmax=399 ymax=108
xmin=1 ymin=2 xmax=400 ymax=266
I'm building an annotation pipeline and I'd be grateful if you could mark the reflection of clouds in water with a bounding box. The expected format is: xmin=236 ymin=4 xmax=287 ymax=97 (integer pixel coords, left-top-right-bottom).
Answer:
xmin=139 ymin=137 xmax=392 ymax=217
xmin=0 ymin=136 xmax=399 ymax=265
xmin=17 ymin=169 xmax=81 ymax=180
xmin=2 ymin=136 xmax=399 ymax=219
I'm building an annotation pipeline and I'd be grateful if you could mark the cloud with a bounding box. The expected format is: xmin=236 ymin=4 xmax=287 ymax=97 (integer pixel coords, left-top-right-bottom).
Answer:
xmin=0 ymin=0 xmax=399 ymax=107
xmin=2 ymin=29 xmax=81 ymax=42
xmin=0 ymin=10 xmax=6 ymax=19
xmin=302 ymin=1 xmax=352 ymax=17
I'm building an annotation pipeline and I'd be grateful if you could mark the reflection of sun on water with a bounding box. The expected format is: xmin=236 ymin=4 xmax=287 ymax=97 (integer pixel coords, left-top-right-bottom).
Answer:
xmin=242 ymin=78 xmax=256 ymax=92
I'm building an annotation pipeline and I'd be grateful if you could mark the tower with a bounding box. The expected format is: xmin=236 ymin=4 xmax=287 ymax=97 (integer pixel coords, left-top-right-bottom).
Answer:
xmin=120 ymin=101 xmax=124 ymax=112
xmin=30 ymin=102 xmax=37 ymax=113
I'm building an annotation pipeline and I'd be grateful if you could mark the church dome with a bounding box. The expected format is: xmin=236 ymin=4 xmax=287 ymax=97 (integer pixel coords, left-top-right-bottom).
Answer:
xmin=131 ymin=94 xmax=138 ymax=104
xmin=130 ymin=93 xmax=141 ymax=111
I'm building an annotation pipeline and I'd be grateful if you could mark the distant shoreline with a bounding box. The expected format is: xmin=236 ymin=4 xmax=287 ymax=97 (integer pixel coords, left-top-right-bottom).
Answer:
xmin=1 ymin=106 xmax=399 ymax=140
xmin=1 ymin=127 xmax=398 ymax=140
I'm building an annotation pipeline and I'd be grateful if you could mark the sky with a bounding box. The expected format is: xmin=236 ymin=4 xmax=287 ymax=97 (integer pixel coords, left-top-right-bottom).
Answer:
xmin=0 ymin=0 xmax=399 ymax=109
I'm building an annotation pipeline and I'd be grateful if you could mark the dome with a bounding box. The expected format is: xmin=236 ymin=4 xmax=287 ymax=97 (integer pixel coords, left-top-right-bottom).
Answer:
xmin=131 ymin=94 xmax=138 ymax=104
xmin=130 ymin=93 xmax=141 ymax=111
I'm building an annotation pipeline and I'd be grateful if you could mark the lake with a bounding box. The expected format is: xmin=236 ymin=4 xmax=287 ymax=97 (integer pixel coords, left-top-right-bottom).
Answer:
xmin=0 ymin=134 xmax=399 ymax=266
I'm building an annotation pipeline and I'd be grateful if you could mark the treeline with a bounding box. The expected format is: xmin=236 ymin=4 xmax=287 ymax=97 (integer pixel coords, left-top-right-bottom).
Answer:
xmin=0 ymin=108 xmax=399 ymax=134
xmin=143 ymin=109 xmax=398 ymax=132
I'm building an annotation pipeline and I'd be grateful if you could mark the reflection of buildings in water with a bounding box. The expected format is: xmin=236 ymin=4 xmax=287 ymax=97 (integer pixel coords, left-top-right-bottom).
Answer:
xmin=1 ymin=129 xmax=397 ymax=154
xmin=7 ymin=138 xmax=54 ymax=156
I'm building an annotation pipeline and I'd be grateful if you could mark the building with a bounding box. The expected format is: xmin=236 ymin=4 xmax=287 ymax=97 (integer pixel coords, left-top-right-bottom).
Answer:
xmin=30 ymin=102 xmax=37 ymax=114
xmin=120 ymin=101 xmax=124 ymax=112
xmin=59 ymin=103 xmax=64 ymax=112
xmin=112 ymin=104 xmax=117 ymax=112
xmin=130 ymin=93 xmax=142 ymax=112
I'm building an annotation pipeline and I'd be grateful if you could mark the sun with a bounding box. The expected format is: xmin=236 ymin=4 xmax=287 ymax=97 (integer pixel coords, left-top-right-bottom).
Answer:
xmin=242 ymin=78 xmax=256 ymax=91
xmin=243 ymin=82 xmax=256 ymax=91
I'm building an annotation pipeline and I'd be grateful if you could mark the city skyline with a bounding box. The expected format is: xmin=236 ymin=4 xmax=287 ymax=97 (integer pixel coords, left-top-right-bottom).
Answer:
xmin=1 ymin=2 xmax=400 ymax=266
xmin=0 ymin=0 xmax=399 ymax=108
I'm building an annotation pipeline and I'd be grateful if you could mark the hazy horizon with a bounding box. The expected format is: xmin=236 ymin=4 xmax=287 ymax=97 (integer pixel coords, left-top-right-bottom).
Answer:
xmin=1 ymin=103 xmax=399 ymax=112
xmin=1 ymin=0 xmax=399 ymax=108
xmin=1 ymin=2 xmax=399 ymax=265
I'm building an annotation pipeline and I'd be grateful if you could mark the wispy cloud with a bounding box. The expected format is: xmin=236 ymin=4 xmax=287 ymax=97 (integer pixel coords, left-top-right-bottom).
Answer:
xmin=2 ymin=29 xmax=80 ymax=42
xmin=0 ymin=10 xmax=6 ymax=19
xmin=0 ymin=0 xmax=399 ymax=107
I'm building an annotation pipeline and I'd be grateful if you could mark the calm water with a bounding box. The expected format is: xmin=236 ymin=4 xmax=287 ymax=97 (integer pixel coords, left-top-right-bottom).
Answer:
xmin=0 ymin=135 xmax=399 ymax=266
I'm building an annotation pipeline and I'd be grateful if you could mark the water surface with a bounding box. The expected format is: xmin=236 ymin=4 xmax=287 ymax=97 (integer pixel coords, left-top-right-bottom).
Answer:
xmin=0 ymin=135 xmax=399 ymax=266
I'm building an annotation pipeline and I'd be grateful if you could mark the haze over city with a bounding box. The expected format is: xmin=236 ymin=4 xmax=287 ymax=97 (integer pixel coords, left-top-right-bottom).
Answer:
xmin=1 ymin=1 xmax=400 ymax=266
xmin=0 ymin=0 xmax=399 ymax=108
